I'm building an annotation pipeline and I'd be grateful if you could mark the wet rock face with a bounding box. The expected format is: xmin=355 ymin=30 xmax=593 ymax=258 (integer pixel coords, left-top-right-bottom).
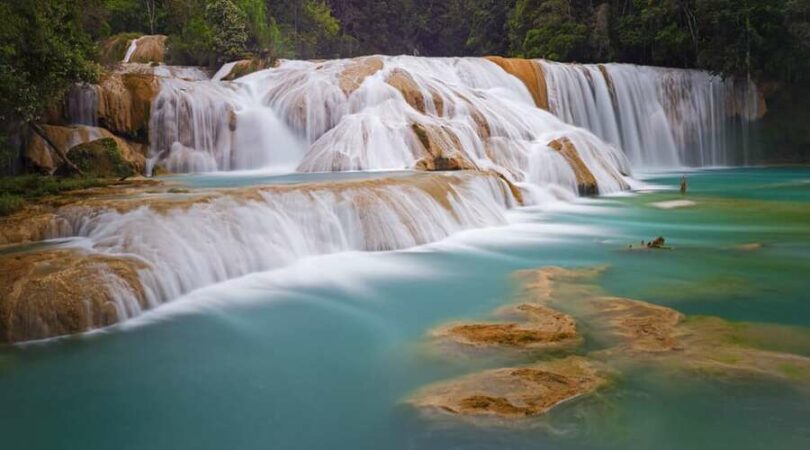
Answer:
xmin=410 ymin=356 xmax=608 ymax=418
xmin=97 ymin=72 xmax=160 ymax=142
xmin=547 ymin=137 xmax=598 ymax=196
xmin=0 ymin=250 xmax=147 ymax=343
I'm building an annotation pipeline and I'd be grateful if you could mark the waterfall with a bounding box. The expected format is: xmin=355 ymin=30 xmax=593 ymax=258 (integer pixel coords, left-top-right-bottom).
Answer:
xmin=148 ymin=56 xmax=631 ymax=197
xmin=65 ymin=83 xmax=99 ymax=126
xmin=540 ymin=61 xmax=759 ymax=169
xmin=48 ymin=172 xmax=513 ymax=314
xmin=123 ymin=38 xmax=138 ymax=63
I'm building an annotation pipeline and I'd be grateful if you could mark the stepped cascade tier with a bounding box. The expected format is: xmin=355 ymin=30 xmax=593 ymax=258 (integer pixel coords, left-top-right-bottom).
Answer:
xmin=0 ymin=172 xmax=514 ymax=342
xmin=10 ymin=49 xmax=765 ymax=341
xmin=144 ymin=56 xmax=633 ymax=198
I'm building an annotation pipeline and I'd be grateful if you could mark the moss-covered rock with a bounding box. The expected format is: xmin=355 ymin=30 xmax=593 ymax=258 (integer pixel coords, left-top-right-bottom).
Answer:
xmin=64 ymin=138 xmax=135 ymax=178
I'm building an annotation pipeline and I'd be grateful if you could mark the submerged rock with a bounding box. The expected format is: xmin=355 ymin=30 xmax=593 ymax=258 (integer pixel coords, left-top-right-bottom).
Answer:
xmin=432 ymin=304 xmax=580 ymax=350
xmin=410 ymin=356 xmax=608 ymax=419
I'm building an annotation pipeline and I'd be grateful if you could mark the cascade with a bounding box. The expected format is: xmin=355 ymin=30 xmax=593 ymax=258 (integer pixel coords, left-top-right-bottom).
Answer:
xmin=42 ymin=172 xmax=514 ymax=318
xmin=65 ymin=83 xmax=99 ymax=126
xmin=147 ymin=56 xmax=632 ymax=198
xmin=540 ymin=61 xmax=759 ymax=168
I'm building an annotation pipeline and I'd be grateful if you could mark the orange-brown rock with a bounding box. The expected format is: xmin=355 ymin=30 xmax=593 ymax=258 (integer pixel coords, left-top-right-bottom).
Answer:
xmin=97 ymin=72 xmax=160 ymax=141
xmin=339 ymin=56 xmax=384 ymax=95
xmin=410 ymin=356 xmax=608 ymax=418
xmin=0 ymin=211 xmax=67 ymax=246
xmin=0 ymin=249 xmax=147 ymax=343
xmin=411 ymin=123 xmax=476 ymax=171
xmin=485 ymin=57 xmax=549 ymax=110
xmin=548 ymin=137 xmax=598 ymax=196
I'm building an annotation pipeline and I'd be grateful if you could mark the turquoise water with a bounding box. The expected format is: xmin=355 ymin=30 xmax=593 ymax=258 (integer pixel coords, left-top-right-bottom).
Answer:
xmin=1 ymin=168 xmax=809 ymax=449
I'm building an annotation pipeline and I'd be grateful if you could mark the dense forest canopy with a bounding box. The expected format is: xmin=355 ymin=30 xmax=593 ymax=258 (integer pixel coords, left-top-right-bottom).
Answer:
xmin=3 ymin=0 xmax=810 ymax=157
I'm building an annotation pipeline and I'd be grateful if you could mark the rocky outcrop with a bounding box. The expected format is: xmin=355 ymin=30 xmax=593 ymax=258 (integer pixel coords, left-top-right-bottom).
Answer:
xmin=547 ymin=137 xmax=598 ymax=195
xmin=410 ymin=356 xmax=608 ymax=418
xmin=23 ymin=124 xmax=146 ymax=174
xmin=339 ymin=56 xmax=384 ymax=95
xmin=97 ymin=72 xmax=160 ymax=141
xmin=485 ymin=57 xmax=549 ymax=110
xmin=0 ymin=249 xmax=147 ymax=343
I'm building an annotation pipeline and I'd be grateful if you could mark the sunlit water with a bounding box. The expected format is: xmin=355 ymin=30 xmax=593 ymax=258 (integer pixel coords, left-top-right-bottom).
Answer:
xmin=1 ymin=167 xmax=809 ymax=449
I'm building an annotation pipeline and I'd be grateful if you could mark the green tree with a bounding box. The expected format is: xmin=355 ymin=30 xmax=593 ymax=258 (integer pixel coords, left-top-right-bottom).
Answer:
xmin=207 ymin=0 xmax=249 ymax=63
xmin=509 ymin=0 xmax=592 ymax=61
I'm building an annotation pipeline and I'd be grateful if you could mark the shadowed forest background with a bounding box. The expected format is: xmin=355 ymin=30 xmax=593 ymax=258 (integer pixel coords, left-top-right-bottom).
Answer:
xmin=3 ymin=0 xmax=810 ymax=166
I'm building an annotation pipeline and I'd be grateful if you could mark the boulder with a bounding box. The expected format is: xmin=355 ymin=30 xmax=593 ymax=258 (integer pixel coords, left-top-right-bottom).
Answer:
xmin=547 ymin=137 xmax=598 ymax=195
xmin=24 ymin=125 xmax=146 ymax=174
xmin=62 ymin=138 xmax=137 ymax=178
xmin=0 ymin=249 xmax=147 ymax=343
xmin=485 ymin=57 xmax=549 ymax=110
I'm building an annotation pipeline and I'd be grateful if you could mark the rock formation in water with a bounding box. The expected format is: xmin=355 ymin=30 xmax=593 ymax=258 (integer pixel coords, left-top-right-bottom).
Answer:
xmin=410 ymin=356 xmax=608 ymax=419
xmin=431 ymin=303 xmax=580 ymax=351
xmin=410 ymin=265 xmax=810 ymax=421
